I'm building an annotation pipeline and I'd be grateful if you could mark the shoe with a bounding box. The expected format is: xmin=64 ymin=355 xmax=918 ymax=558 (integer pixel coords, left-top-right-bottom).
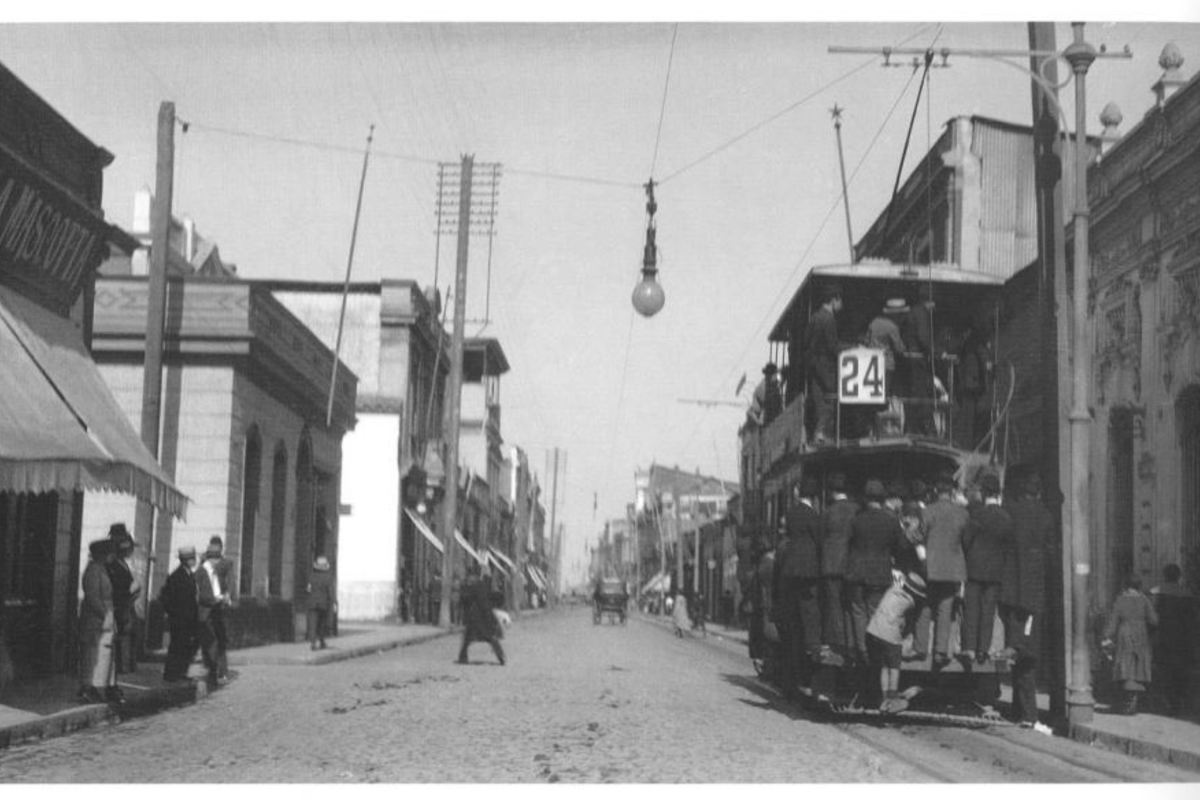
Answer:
xmin=454 ymin=658 xmax=468 ymax=665
xmin=932 ymin=653 xmax=951 ymax=670
xmin=104 ymin=687 xmax=126 ymax=705
xmin=993 ymin=647 xmax=1017 ymax=661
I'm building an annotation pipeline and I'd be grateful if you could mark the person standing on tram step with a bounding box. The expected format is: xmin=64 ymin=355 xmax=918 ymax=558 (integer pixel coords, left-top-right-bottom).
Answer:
xmin=78 ymin=539 xmax=119 ymax=705
xmin=456 ymin=563 xmax=505 ymax=665
xmin=961 ymin=472 xmax=1014 ymax=664
xmin=307 ymin=555 xmax=336 ymax=651
xmin=998 ymin=470 xmax=1052 ymax=725
xmin=161 ymin=546 xmax=199 ymax=682
xmin=774 ymin=478 xmax=824 ymax=699
xmin=819 ymin=471 xmax=859 ymax=659
xmin=844 ymin=479 xmax=907 ymax=671
xmin=867 ymin=571 xmax=927 ymax=709
xmin=805 ymin=284 xmax=843 ymax=445
xmin=902 ymin=283 xmax=938 ymax=436
xmin=105 ymin=523 xmax=141 ymax=675
xmin=1102 ymin=574 xmax=1158 ymax=715
xmin=913 ymin=474 xmax=968 ymax=669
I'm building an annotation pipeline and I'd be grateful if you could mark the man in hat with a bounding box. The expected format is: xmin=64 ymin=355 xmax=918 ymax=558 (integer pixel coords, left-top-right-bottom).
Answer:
xmin=804 ymin=284 xmax=843 ymax=444
xmin=196 ymin=545 xmax=231 ymax=687
xmin=961 ymin=472 xmax=1014 ymax=664
xmin=456 ymin=563 xmax=505 ymax=666
xmin=819 ymin=471 xmax=859 ymax=657
xmin=902 ymin=284 xmax=938 ymax=436
xmin=105 ymin=523 xmax=141 ymax=674
xmin=749 ymin=362 xmax=783 ymax=426
xmin=773 ymin=477 xmax=824 ymax=698
xmin=161 ymin=546 xmax=199 ymax=681
xmin=867 ymin=298 xmax=909 ymax=399
xmin=913 ymin=474 xmax=969 ymax=668
xmin=205 ymin=537 xmax=232 ymax=680
xmin=307 ymin=555 xmax=336 ymax=651
xmin=845 ymin=479 xmax=908 ymax=671
xmin=78 ymin=539 xmax=119 ymax=704
xmin=999 ymin=469 xmax=1052 ymax=725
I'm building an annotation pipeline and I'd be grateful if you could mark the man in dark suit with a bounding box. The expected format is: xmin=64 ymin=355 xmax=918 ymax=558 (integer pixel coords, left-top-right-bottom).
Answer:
xmin=774 ymin=478 xmax=824 ymax=698
xmin=962 ymin=472 xmax=1015 ymax=664
xmin=195 ymin=546 xmax=230 ymax=687
xmin=845 ymin=479 xmax=908 ymax=667
xmin=456 ymin=564 xmax=505 ymax=666
xmin=804 ymin=284 xmax=843 ymax=445
xmin=161 ymin=546 xmax=199 ymax=682
xmin=913 ymin=474 xmax=970 ymax=668
xmin=105 ymin=523 xmax=140 ymax=675
xmin=207 ymin=536 xmax=233 ymax=680
xmin=1000 ymin=470 xmax=1052 ymax=724
xmin=819 ymin=472 xmax=859 ymax=658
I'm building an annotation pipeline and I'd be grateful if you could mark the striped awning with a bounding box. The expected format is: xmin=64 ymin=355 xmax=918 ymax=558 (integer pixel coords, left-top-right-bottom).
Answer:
xmin=404 ymin=508 xmax=444 ymax=554
xmin=0 ymin=285 xmax=187 ymax=519
xmin=488 ymin=546 xmax=516 ymax=572
xmin=524 ymin=564 xmax=547 ymax=591
xmin=485 ymin=549 xmax=511 ymax=574
xmin=454 ymin=529 xmax=487 ymax=566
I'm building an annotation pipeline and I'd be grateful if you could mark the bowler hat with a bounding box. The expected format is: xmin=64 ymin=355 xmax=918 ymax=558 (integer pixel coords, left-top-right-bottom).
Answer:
xmin=883 ymin=298 xmax=909 ymax=314
xmin=178 ymin=546 xmax=197 ymax=560
xmin=762 ymin=362 xmax=778 ymax=376
xmin=980 ymin=473 xmax=1002 ymax=495
xmin=108 ymin=522 xmax=132 ymax=543
xmin=864 ymin=479 xmax=886 ymax=500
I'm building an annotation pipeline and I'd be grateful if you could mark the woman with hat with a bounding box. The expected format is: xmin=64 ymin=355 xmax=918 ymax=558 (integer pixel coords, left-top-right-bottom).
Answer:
xmin=78 ymin=539 xmax=119 ymax=704
xmin=307 ymin=555 xmax=336 ymax=651
xmin=106 ymin=523 xmax=141 ymax=674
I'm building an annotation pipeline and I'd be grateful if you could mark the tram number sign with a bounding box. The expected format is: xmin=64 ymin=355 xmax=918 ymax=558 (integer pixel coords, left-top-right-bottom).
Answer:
xmin=839 ymin=347 xmax=887 ymax=404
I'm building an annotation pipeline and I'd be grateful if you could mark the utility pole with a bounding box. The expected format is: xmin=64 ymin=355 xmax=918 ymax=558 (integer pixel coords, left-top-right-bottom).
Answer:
xmin=438 ymin=154 xmax=473 ymax=628
xmin=135 ymin=101 xmax=174 ymax=624
xmin=831 ymin=103 xmax=855 ymax=262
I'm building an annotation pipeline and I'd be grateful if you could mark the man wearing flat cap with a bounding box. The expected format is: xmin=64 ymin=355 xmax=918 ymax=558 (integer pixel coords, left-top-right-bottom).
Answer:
xmin=913 ymin=474 xmax=969 ymax=668
xmin=161 ymin=546 xmax=199 ymax=682
xmin=845 ymin=479 xmax=908 ymax=676
xmin=804 ymin=284 xmax=843 ymax=445
xmin=902 ymin=284 xmax=938 ymax=436
xmin=196 ymin=545 xmax=231 ymax=687
xmin=774 ymin=477 xmax=824 ymax=698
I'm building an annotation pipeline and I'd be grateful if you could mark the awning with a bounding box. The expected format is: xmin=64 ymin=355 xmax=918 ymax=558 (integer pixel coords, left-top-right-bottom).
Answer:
xmin=404 ymin=508 xmax=444 ymax=554
xmin=488 ymin=546 xmax=516 ymax=572
xmin=485 ymin=549 xmax=511 ymax=574
xmin=454 ymin=529 xmax=487 ymax=566
xmin=641 ymin=571 xmax=668 ymax=594
xmin=0 ymin=285 xmax=187 ymax=519
xmin=523 ymin=563 xmax=546 ymax=591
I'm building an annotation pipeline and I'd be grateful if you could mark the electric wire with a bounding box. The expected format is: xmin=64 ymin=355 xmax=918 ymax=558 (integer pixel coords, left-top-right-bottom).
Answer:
xmin=673 ymin=66 xmax=922 ymax=464
xmin=649 ymin=23 xmax=680 ymax=178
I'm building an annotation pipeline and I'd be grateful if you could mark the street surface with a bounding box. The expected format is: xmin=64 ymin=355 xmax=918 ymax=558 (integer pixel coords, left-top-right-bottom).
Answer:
xmin=0 ymin=606 xmax=1195 ymax=782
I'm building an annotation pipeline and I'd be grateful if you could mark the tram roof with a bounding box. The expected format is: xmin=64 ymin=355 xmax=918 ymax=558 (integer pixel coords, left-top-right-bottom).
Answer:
xmin=768 ymin=261 xmax=1005 ymax=342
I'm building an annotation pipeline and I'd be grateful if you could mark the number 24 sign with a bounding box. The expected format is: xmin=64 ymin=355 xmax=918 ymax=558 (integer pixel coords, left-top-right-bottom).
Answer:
xmin=839 ymin=347 xmax=887 ymax=404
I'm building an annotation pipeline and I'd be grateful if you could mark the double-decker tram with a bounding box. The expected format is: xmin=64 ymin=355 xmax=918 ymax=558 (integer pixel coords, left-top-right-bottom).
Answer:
xmin=741 ymin=260 xmax=1016 ymax=720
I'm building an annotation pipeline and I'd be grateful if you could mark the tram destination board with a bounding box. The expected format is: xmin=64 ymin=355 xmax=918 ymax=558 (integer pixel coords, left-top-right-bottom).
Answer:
xmin=838 ymin=347 xmax=886 ymax=405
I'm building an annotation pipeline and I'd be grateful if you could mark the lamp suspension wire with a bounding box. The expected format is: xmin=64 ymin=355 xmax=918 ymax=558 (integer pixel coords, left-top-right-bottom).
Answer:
xmin=326 ymin=124 xmax=375 ymax=428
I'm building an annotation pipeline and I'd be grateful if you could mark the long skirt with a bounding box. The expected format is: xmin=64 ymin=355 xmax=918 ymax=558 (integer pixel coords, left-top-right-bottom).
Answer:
xmin=79 ymin=624 xmax=115 ymax=689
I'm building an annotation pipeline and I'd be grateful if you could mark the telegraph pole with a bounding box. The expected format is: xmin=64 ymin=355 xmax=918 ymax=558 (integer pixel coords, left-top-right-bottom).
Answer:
xmin=135 ymin=101 xmax=174 ymax=622
xmin=438 ymin=154 xmax=473 ymax=628
xmin=831 ymin=103 xmax=855 ymax=262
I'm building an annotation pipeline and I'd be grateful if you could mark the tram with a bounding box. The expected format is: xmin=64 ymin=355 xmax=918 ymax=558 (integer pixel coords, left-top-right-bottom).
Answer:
xmin=741 ymin=260 xmax=1015 ymax=716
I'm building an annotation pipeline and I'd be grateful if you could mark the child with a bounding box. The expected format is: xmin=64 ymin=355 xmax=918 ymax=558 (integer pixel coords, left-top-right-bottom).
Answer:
xmin=1101 ymin=574 xmax=1159 ymax=715
xmin=866 ymin=571 xmax=926 ymax=710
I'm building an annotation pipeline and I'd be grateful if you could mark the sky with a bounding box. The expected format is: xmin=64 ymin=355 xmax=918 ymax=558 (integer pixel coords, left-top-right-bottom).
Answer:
xmin=2 ymin=8 xmax=1198 ymax=588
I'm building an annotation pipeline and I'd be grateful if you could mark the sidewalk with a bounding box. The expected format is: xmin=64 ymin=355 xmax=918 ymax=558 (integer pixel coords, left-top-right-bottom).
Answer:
xmin=0 ymin=621 xmax=455 ymax=751
xmin=635 ymin=611 xmax=1200 ymax=773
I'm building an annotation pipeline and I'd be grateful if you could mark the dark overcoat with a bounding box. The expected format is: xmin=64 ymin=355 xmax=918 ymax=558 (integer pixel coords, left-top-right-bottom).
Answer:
xmin=804 ymin=307 xmax=839 ymax=388
xmin=820 ymin=497 xmax=859 ymax=577
xmin=776 ymin=502 xmax=822 ymax=581
xmin=161 ymin=564 xmax=198 ymax=623
xmin=461 ymin=576 xmax=501 ymax=643
xmin=1105 ymin=590 xmax=1159 ymax=684
xmin=922 ymin=498 xmax=969 ymax=583
xmin=308 ymin=570 xmax=336 ymax=611
xmin=963 ymin=503 xmax=1014 ymax=583
xmin=1000 ymin=497 xmax=1051 ymax=613
xmin=844 ymin=506 xmax=906 ymax=588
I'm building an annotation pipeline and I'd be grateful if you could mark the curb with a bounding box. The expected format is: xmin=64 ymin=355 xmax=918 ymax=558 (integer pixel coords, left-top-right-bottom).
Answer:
xmin=1069 ymin=722 xmax=1200 ymax=774
xmin=0 ymin=680 xmax=206 ymax=751
xmin=228 ymin=629 xmax=456 ymax=666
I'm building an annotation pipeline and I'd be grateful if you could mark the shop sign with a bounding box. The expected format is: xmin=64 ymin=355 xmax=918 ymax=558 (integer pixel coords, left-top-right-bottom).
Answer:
xmin=0 ymin=146 xmax=107 ymax=305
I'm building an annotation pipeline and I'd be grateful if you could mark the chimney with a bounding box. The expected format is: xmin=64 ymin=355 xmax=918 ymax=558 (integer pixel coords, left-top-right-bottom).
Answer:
xmin=1098 ymin=102 xmax=1123 ymax=155
xmin=1152 ymin=42 xmax=1186 ymax=109
xmin=183 ymin=217 xmax=196 ymax=264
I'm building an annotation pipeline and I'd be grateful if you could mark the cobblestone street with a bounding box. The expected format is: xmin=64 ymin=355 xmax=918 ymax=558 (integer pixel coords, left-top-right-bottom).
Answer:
xmin=0 ymin=607 xmax=1195 ymax=782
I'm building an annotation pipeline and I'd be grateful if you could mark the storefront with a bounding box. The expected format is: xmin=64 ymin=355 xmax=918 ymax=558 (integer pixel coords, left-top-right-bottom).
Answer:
xmin=0 ymin=62 xmax=186 ymax=680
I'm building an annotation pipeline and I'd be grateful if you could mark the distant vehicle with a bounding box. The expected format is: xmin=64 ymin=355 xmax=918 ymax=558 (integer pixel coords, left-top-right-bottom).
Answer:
xmin=592 ymin=578 xmax=629 ymax=625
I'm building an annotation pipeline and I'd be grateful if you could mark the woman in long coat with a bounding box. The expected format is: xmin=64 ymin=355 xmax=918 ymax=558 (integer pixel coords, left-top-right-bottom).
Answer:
xmin=78 ymin=539 xmax=118 ymax=704
xmin=1103 ymin=575 xmax=1159 ymax=715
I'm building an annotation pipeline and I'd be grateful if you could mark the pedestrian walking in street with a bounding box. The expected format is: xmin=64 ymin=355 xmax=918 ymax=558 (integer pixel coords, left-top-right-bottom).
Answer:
xmin=77 ymin=539 xmax=120 ymax=705
xmin=196 ymin=546 xmax=231 ymax=688
xmin=456 ymin=564 xmax=505 ymax=665
xmin=961 ymin=472 xmax=1013 ymax=664
xmin=1151 ymin=563 xmax=1197 ymax=716
xmin=307 ymin=555 xmax=336 ymax=650
xmin=866 ymin=571 xmax=926 ymax=710
xmin=1102 ymin=574 xmax=1159 ymax=715
xmin=845 ymin=479 xmax=908 ymax=676
xmin=105 ymin=523 xmax=142 ymax=675
xmin=913 ymin=474 xmax=968 ymax=669
xmin=819 ymin=472 xmax=858 ymax=658
xmin=804 ymin=284 xmax=842 ymax=445
xmin=774 ymin=478 xmax=824 ymax=698
xmin=206 ymin=536 xmax=233 ymax=680
xmin=671 ymin=588 xmax=693 ymax=637
xmin=999 ymin=470 xmax=1052 ymax=725
xmin=451 ymin=574 xmax=462 ymax=625
xmin=160 ymin=546 xmax=199 ymax=682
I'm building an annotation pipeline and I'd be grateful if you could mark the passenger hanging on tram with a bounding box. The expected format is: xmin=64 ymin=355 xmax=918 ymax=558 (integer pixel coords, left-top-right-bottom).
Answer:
xmin=901 ymin=284 xmax=938 ymax=437
xmin=845 ymin=479 xmax=909 ymax=679
xmin=961 ymin=472 xmax=1014 ymax=665
xmin=867 ymin=571 xmax=927 ymax=710
xmin=804 ymin=284 xmax=843 ymax=445
xmin=774 ymin=478 xmax=824 ymax=699
xmin=912 ymin=474 xmax=969 ymax=670
xmin=819 ymin=471 xmax=859 ymax=660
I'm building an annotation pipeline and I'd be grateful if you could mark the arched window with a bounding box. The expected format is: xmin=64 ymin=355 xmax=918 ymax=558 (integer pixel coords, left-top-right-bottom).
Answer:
xmin=239 ymin=427 xmax=263 ymax=596
xmin=268 ymin=443 xmax=288 ymax=597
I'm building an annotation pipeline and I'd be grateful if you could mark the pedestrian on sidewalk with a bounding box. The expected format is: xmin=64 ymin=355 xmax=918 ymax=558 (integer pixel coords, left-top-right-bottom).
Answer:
xmin=206 ymin=537 xmax=233 ymax=680
xmin=106 ymin=523 xmax=141 ymax=675
xmin=161 ymin=546 xmax=199 ymax=682
xmin=78 ymin=539 xmax=120 ymax=705
xmin=307 ymin=555 xmax=336 ymax=650
xmin=1102 ymin=574 xmax=1159 ymax=716
xmin=196 ymin=546 xmax=231 ymax=688
xmin=456 ymin=564 xmax=505 ymax=665
xmin=1151 ymin=564 xmax=1197 ymax=716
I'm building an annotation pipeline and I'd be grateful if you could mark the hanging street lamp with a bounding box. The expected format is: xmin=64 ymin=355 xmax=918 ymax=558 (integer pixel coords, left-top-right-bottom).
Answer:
xmin=632 ymin=179 xmax=665 ymax=317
